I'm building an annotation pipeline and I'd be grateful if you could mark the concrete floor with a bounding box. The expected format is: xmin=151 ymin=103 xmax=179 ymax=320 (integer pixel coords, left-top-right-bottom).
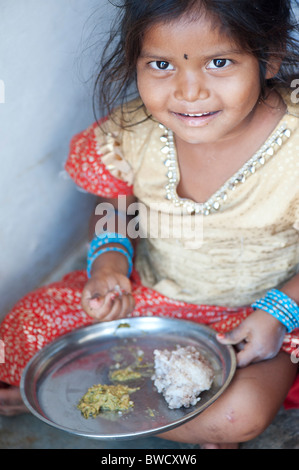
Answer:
xmin=1 ymin=247 xmax=298 ymax=449
xmin=0 ymin=406 xmax=298 ymax=449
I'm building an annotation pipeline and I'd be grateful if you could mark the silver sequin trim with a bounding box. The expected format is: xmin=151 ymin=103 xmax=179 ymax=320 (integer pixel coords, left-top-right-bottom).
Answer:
xmin=160 ymin=123 xmax=292 ymax=215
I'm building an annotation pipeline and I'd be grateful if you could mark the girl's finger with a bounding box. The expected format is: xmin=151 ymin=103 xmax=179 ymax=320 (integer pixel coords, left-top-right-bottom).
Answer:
xmin=104 ymin=296 xmax=124 ymax=321
xmin=87 ymin=291 xmax=115 ymax=320
xmin=236 ymin=346 xmax=258 ymax=368
xmin=118 ymin=292 xmax=134 ymax=317
xmin=103 ymin=292 xmax=135 ymax=321
xmin=216 ymin=323 xmax=248 ymax=346
xmin=88 ymin=293 xmax=104 ymax=311
xmin=125 ymin=293 xmax=136 ymax=315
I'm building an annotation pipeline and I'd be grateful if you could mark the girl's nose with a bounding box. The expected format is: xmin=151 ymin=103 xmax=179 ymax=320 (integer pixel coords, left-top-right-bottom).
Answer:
xmin=174 ymin=72 xmax=209 ymax=102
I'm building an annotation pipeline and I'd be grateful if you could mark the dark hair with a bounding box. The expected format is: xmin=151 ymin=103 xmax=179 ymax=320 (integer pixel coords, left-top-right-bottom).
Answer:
xmin=93 ymin=0 xmax=299 ymax=125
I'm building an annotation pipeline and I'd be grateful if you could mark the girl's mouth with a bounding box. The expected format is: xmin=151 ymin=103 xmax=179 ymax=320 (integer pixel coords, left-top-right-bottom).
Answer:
xmin=173 ymin=110 xmax=220 ymax=126
xmin=179 ymin=112 xmax=214 ymax=117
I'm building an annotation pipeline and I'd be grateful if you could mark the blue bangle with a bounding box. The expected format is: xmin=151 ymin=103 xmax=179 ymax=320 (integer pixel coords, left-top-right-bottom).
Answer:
xmin=252 ymin=289 xmax=299 ymax=333
xmin=88 ymin=232 xmax=133 ymax=260
xmin=87 ymin=246 xmax=133 ymax=278
xmin=267 ymin=289 xmax=299 ymax=330
xmin=252 ymin=299 xmax=295 ymax=332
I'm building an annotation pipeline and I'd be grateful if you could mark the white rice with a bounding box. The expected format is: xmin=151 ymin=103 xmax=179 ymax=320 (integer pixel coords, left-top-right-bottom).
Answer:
xmin=152 ymin=345 xmax=214 ymax=409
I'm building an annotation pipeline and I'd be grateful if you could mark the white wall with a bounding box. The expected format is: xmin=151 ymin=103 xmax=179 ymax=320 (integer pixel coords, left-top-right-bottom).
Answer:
xmin=0 ymin=0 xmax=115 ymax=317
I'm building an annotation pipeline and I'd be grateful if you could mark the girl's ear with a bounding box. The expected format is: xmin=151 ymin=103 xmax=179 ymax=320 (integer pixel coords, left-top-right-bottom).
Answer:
xmin=265 ymin=57 xmax=282 ymax=79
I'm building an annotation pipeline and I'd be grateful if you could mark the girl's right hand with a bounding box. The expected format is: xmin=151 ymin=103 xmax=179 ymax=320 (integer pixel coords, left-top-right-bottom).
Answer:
xmin=81 ymin=268 xmax=135 ymax=321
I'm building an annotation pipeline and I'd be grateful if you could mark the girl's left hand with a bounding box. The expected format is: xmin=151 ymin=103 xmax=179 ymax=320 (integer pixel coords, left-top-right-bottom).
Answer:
xmin=216 ymin=309 xmax=287 ymax=367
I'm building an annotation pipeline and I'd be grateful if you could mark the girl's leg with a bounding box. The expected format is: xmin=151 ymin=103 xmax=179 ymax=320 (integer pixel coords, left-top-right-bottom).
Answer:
xmin=158 ymin=351 xmax=297 ymax=448
xmin=0 ymin=270 xmax=92 ymax=415
xmin=1 ymin=268 xmax=297 ymax=424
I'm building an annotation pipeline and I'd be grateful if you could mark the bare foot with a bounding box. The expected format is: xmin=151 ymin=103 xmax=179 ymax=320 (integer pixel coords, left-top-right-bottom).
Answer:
xmin=0 ymin=382 xmax=28 ymax=416
xmin=201 ymin=442 xmax=239 ymax=449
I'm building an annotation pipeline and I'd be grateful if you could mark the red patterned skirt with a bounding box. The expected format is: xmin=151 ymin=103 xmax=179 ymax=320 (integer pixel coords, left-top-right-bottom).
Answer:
xmin=0 ymin=268 xmax=298 ymax=408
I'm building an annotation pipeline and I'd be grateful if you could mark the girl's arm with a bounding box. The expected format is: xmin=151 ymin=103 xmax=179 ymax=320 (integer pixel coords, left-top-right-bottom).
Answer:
xmin=81 ymin=195 xmax=138 ymax=321
xmin=280 ymin=272 xmax=299 ymax=304
xmin=217 ymin=272 xmax=299 ymax=367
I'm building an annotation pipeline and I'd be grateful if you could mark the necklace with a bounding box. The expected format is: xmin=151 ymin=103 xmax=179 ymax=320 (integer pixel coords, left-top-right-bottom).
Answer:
xmin=159 ymin=123 xmax=292 ymax=216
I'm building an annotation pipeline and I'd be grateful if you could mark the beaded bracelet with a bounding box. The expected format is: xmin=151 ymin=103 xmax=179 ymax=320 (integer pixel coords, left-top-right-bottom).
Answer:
xmin=87 ymin=232 xmax=134 ymax=278
xmin=88 ymin=232 xmax=134 ymax=261
xmin=87 ymin=246 xmax=133 ymax=278
xmin=251 ymin=289 xmax=299 ymax=333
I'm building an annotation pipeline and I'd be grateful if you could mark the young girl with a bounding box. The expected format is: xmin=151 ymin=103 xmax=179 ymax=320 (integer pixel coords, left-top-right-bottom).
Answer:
xmin=1 ymin=0 xmax=299 ymax=448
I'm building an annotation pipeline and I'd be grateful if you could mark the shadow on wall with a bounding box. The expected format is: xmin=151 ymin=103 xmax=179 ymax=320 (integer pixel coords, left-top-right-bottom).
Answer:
xmin=0 ymin=0 xmax=116 ymax=318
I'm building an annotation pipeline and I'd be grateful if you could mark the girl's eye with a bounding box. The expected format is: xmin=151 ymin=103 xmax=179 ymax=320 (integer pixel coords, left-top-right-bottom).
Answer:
xmin=149 ymin=61 xmax=174 ymax=71
xmin=207 ymin=59 xmax=232 ymax=69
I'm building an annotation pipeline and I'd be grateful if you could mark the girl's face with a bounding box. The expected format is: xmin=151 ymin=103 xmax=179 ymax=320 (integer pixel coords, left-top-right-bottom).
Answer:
xmin=136 ymin=14 xmax=265 ymax=146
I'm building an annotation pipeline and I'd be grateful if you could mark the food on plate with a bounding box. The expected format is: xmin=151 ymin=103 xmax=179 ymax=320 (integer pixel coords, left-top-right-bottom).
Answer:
xmin=110 ymin=366 xmax=142 ymax=382
xmin=152 ymin=345 xmax=214 ymax=409
xmin=77 ymin=384 xmax=139 ymax=419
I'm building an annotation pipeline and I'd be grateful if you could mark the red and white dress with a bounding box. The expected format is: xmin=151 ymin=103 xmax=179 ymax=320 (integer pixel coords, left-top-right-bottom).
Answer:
xmin=0 ymin=95 xmax=299 ymax=408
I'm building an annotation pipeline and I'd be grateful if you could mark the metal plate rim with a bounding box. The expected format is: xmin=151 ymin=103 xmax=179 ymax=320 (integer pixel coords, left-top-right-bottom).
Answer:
xmin=20 ymin=317 xmax=236 ymax=440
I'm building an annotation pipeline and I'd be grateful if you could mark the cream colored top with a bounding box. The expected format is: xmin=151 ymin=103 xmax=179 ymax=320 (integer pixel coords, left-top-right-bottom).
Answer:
xmin=94 ymin=90 xmax=299 ymax=307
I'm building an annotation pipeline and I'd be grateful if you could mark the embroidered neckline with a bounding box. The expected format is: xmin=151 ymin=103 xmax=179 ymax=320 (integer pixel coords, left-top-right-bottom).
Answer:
xmin=159 ymin=123 xmax=292 ymax=215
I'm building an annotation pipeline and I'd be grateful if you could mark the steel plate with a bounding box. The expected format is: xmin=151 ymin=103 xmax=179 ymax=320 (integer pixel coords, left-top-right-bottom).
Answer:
xmin=20 ymin=317 xmax=236 ymax=440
